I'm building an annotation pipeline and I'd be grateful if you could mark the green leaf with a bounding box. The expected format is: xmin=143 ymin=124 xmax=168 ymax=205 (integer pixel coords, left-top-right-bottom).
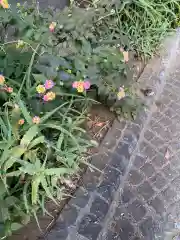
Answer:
xmin=11 ymin=223 xmax=23 ymax=231
xmin=45 ymin=168 xmax=73 ymax=176
xmin=31 ymin=176 xmax=41 ymax=205
xmin=57 ymin=133 xmax=64 ymax=149
xmin=18 ymin=99 xmax=32 ymax=125
xmin=32 ymin=74 xmax=47 ymax=83
xmin=20 ymin=125 xmax=39 ymax=146
xmin=28 ymin=136 xmax=45 ymax=149
xmin=4 ymin=146 xmax=26 ymax=171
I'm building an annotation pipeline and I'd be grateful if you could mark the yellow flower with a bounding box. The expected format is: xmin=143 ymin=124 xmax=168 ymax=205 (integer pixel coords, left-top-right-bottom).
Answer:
xmin=117 ymin=87 xmax=125 ymax=100
xmin=36 ymin=84 xmax=46 ymax=94
xmin=0 ymin=75 xmax=5 ymax=85
xmin=32 ymin=116 xmax=40 ymax=124
xmin=77 ymin=85 xmax=84 ymax=93
xmin=0 ymin=0 xmax=9 ymax=8
xmin=18 ymin=119 xmax=24 ymax=125
xmin=16 ymin=40 xmax=24 ymax=48
xmin=66 ymin=69 xmax=72 ymax=74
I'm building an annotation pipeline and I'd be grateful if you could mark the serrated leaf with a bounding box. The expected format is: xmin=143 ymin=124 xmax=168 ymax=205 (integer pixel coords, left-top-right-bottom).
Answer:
xmin=20 ymin=125 xmax=39 ymax=146
xmin=4 ymin=146 xmax=26 ymax=171
xmin=28 ymin=136 xmax=45 ymax=149
xmin=31 ymin=176 xmax=41 ymax=205
xmin=45 ymin=168 xmax=73 ymax=176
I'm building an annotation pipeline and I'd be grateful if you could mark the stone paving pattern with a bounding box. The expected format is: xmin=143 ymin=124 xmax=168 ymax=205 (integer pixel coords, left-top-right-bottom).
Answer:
xmin=44 ymin=33 xmax=180 ymax=239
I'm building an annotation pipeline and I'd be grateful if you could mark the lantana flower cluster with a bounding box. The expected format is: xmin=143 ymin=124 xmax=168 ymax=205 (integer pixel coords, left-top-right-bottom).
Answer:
xmin=0 ymin=0 xmax=9 ymax=9
xmin=117 ymin=86 xmax=126 ymax=100
xmin=72 ymin=80 xmax=91 ymax=93
xmin=18 ymin=116 xmax=40 ymax=126
xmin=36 ymin=79 xmax=56 ymax=102
xmin=0 ymin=74 xmax=13 ymax=93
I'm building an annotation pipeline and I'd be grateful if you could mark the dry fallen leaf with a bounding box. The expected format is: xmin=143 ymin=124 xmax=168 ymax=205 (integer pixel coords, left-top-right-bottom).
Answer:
xmin=95 ymin=122 xmax=104 ymax=127
xmin=120 ymin=47 xmax=129 ymax=62
xmin=165 ymin=149 xmax=170 ymax=160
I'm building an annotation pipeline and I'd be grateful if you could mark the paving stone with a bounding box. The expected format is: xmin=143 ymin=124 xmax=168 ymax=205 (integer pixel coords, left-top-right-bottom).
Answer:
xmin=103 ymin=230 xmax=119 ymax=240
xmin=151 ymin=154 xmax=167 ymax=168
xmin=111 ymin=218 xmax=134 ymax=239
xmin=109 ymin=153 xmax=127 ymax=175
xmin=62 ymin=205 xmax=78 ymax=225
xmin=103 ymin=166 xmax=121 ymax=188
xmin=127 ymin=200 xmax=146 ymax=222
xmin=71 ymin=188 xmax=90 ymax=208
xmin=162 ymin=187 xmax=177 ymax=202
xmin=47 ymin=220 xmax=69 ymax=240
xmin=126 ymin=123 xmax=141 ymax=138
xmin=140 ymin=162 xmax=155 ymax=178
xmin=148 ymin=196 xmax=165 ymax=215
xmin=150 ymin=136 xmax=164 ymax=149
xmin=162 ymin=163 xmax=178 ymax=180
xmin=127 ymin=169 xmax=144 ymax=185
xmin=121 ymin=186 xmax=135 ymax=204
xmin=78 ymin=214 xmax=102 ymax=240
xmin=122 ymin=131 xmax=137 ymax=147
xmin=160 ymin=116 xmax=172 ymax=128
xmin=133 ymin=155 xmax=146 ymax=168
xmin=150 ymin=173 xmax=167 ymax=189
xmin=90 ymin=196 xmax=109 ymax=221
xmin=171 ymin=176 xmax=180 ymax=191
xmin=140 ymin=144 xmax=157 ymax=160
xmin=144 ymin=130 xmax=155 ymax=141
xmin=116 ymin=142 xmax=131 ymax=159
xmin=137 ymin=181 xmax=155 ymax=200
xmin=140 ymin=217 xmax=159 ymax=240
xmin=97 ymin=181 xmax=116 ymax=203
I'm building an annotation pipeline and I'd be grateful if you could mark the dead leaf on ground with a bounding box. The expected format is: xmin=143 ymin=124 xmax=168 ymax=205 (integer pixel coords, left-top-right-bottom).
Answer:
xmin=95 ymin=122 xmax=104 ymax=127
xmin=165 ymin=149 xmax=170 ymax=160
xmin=120 ymin=47 xmax=129 ymax=62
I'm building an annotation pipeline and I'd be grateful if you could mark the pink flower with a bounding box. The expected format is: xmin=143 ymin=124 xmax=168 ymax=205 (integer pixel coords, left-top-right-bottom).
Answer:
xmin=72 ymin=81 xmax=78 ymax=88
xmin=32 ymin=116 xmax=40 ymax=124
xmin=44 ymin=80 xmax=55 ymax=90
xmin=6 ymin=87 xmax=13 ymax=93
xmin=43 ymin=95 xmax=49 ymax=102
xmin=83 ymin=80 xmax=91 ymax=90
xmin=49 ymin=22 xmax=56 ymax=32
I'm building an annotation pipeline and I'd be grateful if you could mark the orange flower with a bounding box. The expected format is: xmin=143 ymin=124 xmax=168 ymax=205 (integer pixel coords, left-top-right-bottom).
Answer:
xmin=18 ymin=119 xmax=24 ymax=125
xmin=32 ymin=116 xmax=40 ymax=124
xmin=43 ymin=91 xmax=56 ymax=101
xmin=0 ymin=0 xmax=9 ymax=8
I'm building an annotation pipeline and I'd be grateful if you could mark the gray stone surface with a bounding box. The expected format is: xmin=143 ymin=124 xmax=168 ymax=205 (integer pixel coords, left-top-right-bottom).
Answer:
xmin=46 ymin=31 xmax=180 ymax=239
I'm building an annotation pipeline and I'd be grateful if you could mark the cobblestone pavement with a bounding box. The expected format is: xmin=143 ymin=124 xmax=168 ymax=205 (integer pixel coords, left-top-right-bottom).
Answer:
xmin=45 ymin=33 xmax=180 ymax=240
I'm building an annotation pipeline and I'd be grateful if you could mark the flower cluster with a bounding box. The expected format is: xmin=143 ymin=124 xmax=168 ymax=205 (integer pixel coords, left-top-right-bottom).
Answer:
xmin=18 ymin=116 xmax=41 ymax=125
xmin=0 ymin=0 xmax=9 ymax=9
xmin=72 ymin=80 xmax=91 ymax=93
xmin=0 ymin=74 xmax=13 ymax=93
xmin=117 ymin=87 xmax=125 ymax=100
xmin=36 ymin=79 xmax=56 ymax=102
xmin=49 ymin=22 xmax=56 ymax=32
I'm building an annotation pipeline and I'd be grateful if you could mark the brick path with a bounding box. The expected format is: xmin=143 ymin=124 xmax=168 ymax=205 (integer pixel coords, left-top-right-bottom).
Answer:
xmin=44 ymin=33 xmax=180 ymax=240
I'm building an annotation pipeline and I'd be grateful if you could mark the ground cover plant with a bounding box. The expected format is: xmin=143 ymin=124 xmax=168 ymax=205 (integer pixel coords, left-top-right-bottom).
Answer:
xmin=0 ymin=0 xmax=180 ymax=238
